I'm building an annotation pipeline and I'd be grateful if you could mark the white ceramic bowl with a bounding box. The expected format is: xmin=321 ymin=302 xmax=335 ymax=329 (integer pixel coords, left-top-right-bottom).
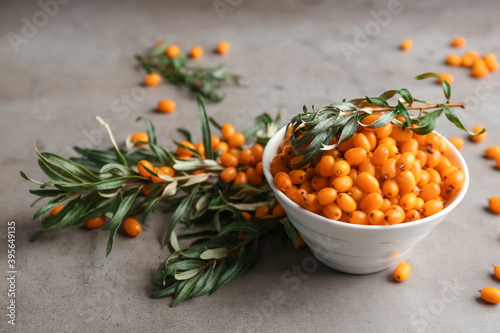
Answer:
xmin=263 ymin=126 xmax=469 ymax=274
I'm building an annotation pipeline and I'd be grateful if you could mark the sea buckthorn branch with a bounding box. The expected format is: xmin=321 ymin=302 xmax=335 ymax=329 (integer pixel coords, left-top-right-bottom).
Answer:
xmin=137 ymin=44 xmax=242 ymax=103
xmin=286 ymin=72 xmax=482 ymax=169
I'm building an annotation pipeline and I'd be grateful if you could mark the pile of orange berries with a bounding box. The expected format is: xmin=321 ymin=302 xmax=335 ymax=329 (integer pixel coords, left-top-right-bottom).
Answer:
xmin=272 ymin=115 xmax=467 ymax=225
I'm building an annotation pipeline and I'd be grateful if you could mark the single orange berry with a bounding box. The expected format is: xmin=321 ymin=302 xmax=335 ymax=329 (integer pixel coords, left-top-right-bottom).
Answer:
xmin=489 ymin=197 xmax=500 ymax=214
xmin=157 ymin=99 xmax=176 ymax=113
xmin=437 ymin=73 xmax=454 ymax=85
xmin=470 ymin=126 xmax=486 ymax=143
xmin=123 ymin=218 xmax=142 ymax=237
xmin=461 ymin=54 xmax=475 ymax=68
xmin=165 ymin=44 xmax=180 ymax=58
xmin=228 ymin=133 xmax=245 ymax=148
xmin=451 ymin=37 xmax=466 ymax=48
xmin=471 ymin=59 xmax=489 ymax=78
xmin=216 ymin=41 xmax=230 ymax=54
xmin=130 ymin=132 xmax=149 ymax=146
xmin=400 ymin=39 xmax=413 ymax=51
xmin=151 ymin=166 xmax=175 ymax=183
xmin=493 ymin=265 xmax=500 ymax=280
xmin=483 ymin=53 xmax=499 ymax=72
xmin=137 ymin=160 xmax=154 ymax=177
xmin=142 ymin=183 xmax=154 ymax=195
xmin=86 ymin=216 xmax=106 ymax=229
xmin=214 ymin=141 xmax=229 ymax=154
xmin=220 ymin=167 xmax=237 ymax=183
xmin=234 ymin=171 xmax=248 ymax=185
xmin=445 ymin=54 xmax=461 ymax=66
xmin=393 ymin=262 xmax=411 ymax=282
xmin=221 ymin=123 xmax=235 ymax=139
xmin=190 ymin=45 xmax=203 ymax=58
xmin=176 ymin=141 xmax=196 ymax=157
xmin=479 ymin=287 xmax=500 ymax=304
xmin=241 ymin=212 xmax=252 ymax=221
xmin=485 ymin=146 xmax=500 ymax=159
xmin=144 ymin=72 xmax=162 ymax=87
xmin=49 ymin=205 xmax=65 ymax=216
xmin=448 ymin=137 xmax=464 ymax=150
xmin=272 ymin=204 xmax=286 ymax=217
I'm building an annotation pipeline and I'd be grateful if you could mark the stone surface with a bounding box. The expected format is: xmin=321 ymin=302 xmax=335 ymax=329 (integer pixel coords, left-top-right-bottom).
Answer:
xmin=1 ymin=0 xmax=500 ymax=332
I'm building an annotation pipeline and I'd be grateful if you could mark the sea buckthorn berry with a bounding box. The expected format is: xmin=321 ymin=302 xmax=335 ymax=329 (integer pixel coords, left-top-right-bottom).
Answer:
xmin=397 ymin=170 xmax=416 ymax=194
xmin=359 ymin=158 xmax=375 ymax=175
xmin=422 ymin=199 xmax=443 ymax=217
xmin=130 ymin=132 xmax=149 ymax=146
xmin=348 ymin=211 xmax=369 ymax=225
xmin=305 ymin=167 xmax=316 ymax=180
xmin=247 ymin=168 xmax=262 ymax=186
xmin=123 ymin=218 xmax=142 ymax=237
xmin=399 ymin=193 xmax=418 ymax=211
xmin=195 ymin=142 xmax=205 ymax=158
xmin=390 ymin=125 xmax=413 ymax=142
xmin=437 ymin=72 xmax=454 ymax=85
xmin=336 ymin=193 xmax=357 ymax=213
xmin=426 ymin=168 xmax=442 ymax=185
xmin=300 ymin=181 xmax=314 ymax=193
xmin=228 ymin=148 xmax=240 ymax=157
xmin=414 ymin=197 xmax=425 ymax=210
xmin=353 ymin=133 xmax=371 ymax=153
xmin=241 ymin=211 xmax=252 ymax=221
xmin=290 ymin=156 xmax=309 ymax=169
xmin=238 ymin=148 xmax=254 ymax=165
xmin=493 ymin=265 xmax=500 ymax=280
xmin=486 ymin=146 xmax=500 ymax=159
xmin=137 ymin=160 xmax=154 ymax=177
xmin=446 ymin=54 xmax=461 ymax=66
xmin=461 ymin=53 xmax=475 ymax=67
xmin=332 ymin=176 xmax=354 ymax=193
xmin=221 ymin=123 xmax=235 ymax=139
xmin=311 ymin=176 xmax=329 ymax=191
xmin=419 ymin=183 xmax=441 ymax=202
xmin=211 ymin=136 xmax=221 ymax=150
xmin=435 ymin=156 xmax=452 ymax=173
xmin=347 ymin=185 xmax=366 ymax=202
xmin=157 ymin=99 xmax=176 ymax=113
xmin=389 ymin=204 xmax=405 ymax=215
xmin=357 ymin=172 xmax=380 ymax=193
xmin=216 ymin=41 xmax=230 ymax=54
xmin=472 ymin=60 xmax=489 ymax=78
xmin=86 ymin=216 xmax=106 ymax=229
xmin=400 ymin=138 xmax=418 ymax=155
xmin=152 ymin=166 xmax=175 ymax=183
xmin=284 ymin=185 xmax=298 ymax=200
xmin=425 ymin=132 xmax=440 ymax=149
xmin=49 ymin=205 xmax=65 ymax=216
xmin=381 ymin=158 xmax=398 ymax=179
xmin=448 ymin=137 xmax=464 ymax=150
xmin=444 ymin=169 xmax=466 ymax=190
xmin=282 ymin=145 xmax=295 ymax=160
xmin=214 ymin=141 xmax=229 ymax=155
xmin=415 ymin=150 xmax=427 ymax=167
xmin=272 ymin=204 xmax=286 ymax=217
xmin=440 ymin=166 xmax=457 ymax=182
xmin=270 ymin=162 xmax=290 ymax=177
xmin=228 ymin=133 xmax=245 ymax=148
xmin=385 ymin=209 xmax=405 ymax=225
xmin=289 ymin=170 xmax=308 ymax=185
xmin=483 ymin=53 xmax=499 ymax=72
xmin=317 ymin=187 xmax=338 ymax=205
xmin=393 ymin=262 xmax=411 ymax=282
xmin=323 ymin=203 xmax=342 ymax=220
xmin=221 ymin=167 xmax=237 ymax=183
xmin=400 ymin=38 xmax=413 ymax=51
xmin=489 ymin=197 xmax=500 ymax=214
xmin=255 ymin=205 xmax=269 ymax=219
xmin=274 ymin=172 xmax=292 ymax=192
xmin=378 ymin=143 xmax=398 ymax=158
xmin=382 ymin=178 xmax=399 ymax=198
xmin=425 ymin=150 xmax=442 ymax=168
xmin=405 ymin=209 xmax=420 ymax=222
xmin=142 ymin=183 xmax=154 ymax=195
xmin=319 ymin=156 xmax=336 ymax=178
xmin=189 ymin=45 xmax=203 ymax=58
xmin=360 ymin=192 xmax=383 ymax=213
xmin=321 ymin=148 xmax=342 ymax=159
xmin=144 ymin=72 xmax=162 ymax=87
xmin=479 ymin=287 xmax=500 ymax=304
xmin=437 ymin=138 xmax=447 ymax=153
xmin=234 ymin=172 xmax=248 ymax=185
xmin=337 ymin=137 xmax=355 ymax=152
xmin=251 ymin=144 xmax=264 ymax=162
xmin=165 ymin=44 xmax=180 ymax=58
xmin=374 ymin=123 xmax=393 ymax=139
xmin=378 ymin=137 xmax=396 ymax=146
xmin=193 ymin=169 xmax=207 ymax=175
xmin=304 ymin=194 xmax=322 ymax=213
xmin=372 ymin=146 xmax=389 ymax=166
xmin=388 ymin=194 xmax=401 ymax=206
xmin=363 ymin=131 xmax=378 ymax=151
xmin=345 ymin=147 xmax=367 ymax=166
xmin=368 ymin=210 xmax=385 ymax=225
xmin=451 ymin=37 xmax=466 ymax=47
xmin=379 ymin=198 xmax=391 ymax=213
xmin=361 ymin=114 xmax=381 ymax=128
xmin=396 ymin=152 xmax=416 ymax=171
xmin=176 ymin=141 xmax=196 ymax=157
xmin=220 ymin=152 xmax=239 ymax=167
xmin=470 ymin=126 xmax=488 ymax=143
xmin=332 ymin=160 xmax=350 ymax=176
xmin=409 ymin=162 xmax=422 ymax=184
xmin=255 ymin=162 xmax=264 ymax=176
xmin=292 ymin=189 xmax=308 ymax=207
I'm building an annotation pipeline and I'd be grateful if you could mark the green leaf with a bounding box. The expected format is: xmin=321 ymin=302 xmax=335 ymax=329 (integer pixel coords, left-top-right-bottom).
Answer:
xmin=281 ymin=217 xmax=299 ymax=248
xmin=171 ymin=272 xmax=201 ymax=307
xmin=396 ymin=88 xmax=414 ymax=105
xmin=164 ymin=184 xmax=200 ymax=245
xmin=441 ymin=104 xmax=483 ymax=135
xmin=41 ymin=152 xmax=100 ymax=182
xmin=210 ymin=247 xmax=246 ymax=294
xmin=200 ymin=248 xmax=229 ymax=260
xmin=42 ymin=193 xmax=101 ymax=232
xmin=177 ymin=128 xmax=197 ymax=144
xmin=414 ymin=72 xmax=451 ymax=101
xmin=96 ymin=116 xmax=128 ymax=167
xmin=137 ymin=117 xmax=157 ymax=146
xmin=364 ymin=110 xmax=397 ymax=129
xmin=99 ymin=163 xmax=133 ymax=176
xmin=394 ymin=101 xmax=412 ymax=130
xmin=365 ymin=96 xmax=388 ymax=107
xmin=103 ymin=188 xmax=140 ymax=256
xmin=209 ymin=117 xmax=222 ymax=130
xmin=150 ymin=43 xmax=168 ymax=57
xmin=55 ymin=176 xmax=145 ymax=192
xmin=35 ymin=147 xmax=84 ymax=183
xmin=196 ymin=95 xmax=214 ymax=160
xmin=150 ymin=281 xmax=180 ymax=299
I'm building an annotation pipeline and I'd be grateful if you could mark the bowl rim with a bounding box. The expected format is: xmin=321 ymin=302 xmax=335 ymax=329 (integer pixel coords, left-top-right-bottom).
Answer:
xmin=263 ymin=126 xmax=470 ymax=230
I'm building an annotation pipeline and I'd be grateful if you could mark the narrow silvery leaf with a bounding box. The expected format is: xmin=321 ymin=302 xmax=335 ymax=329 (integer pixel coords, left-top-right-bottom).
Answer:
xmin=200 ymin=248 xmax=229 ymax=260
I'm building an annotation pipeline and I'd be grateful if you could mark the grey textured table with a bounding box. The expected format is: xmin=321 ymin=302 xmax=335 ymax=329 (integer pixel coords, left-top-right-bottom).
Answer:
xmin=1 ymin=0 xmax=499 ymax=332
